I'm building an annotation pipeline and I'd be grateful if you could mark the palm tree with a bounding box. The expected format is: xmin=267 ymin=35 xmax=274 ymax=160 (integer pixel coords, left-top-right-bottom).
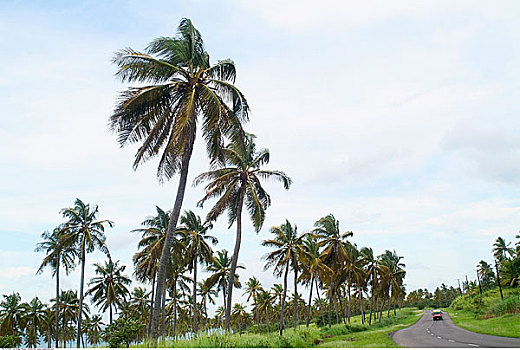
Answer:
xmin=243 ymin=277 xmax=262 ymax=332
xmin=110 ymin=18 xmax=249 ymax=340
xmin=231 ymin=303 xmax=249 ymax=333
xmin=195 ymin=133 xmax=291 ymax=329
xmin=58 ymin=290 xmax=89 ymax=347
xmin=132 ymin=206 xmax=170 ymax=335
xmin=299 ymin=234 xmax=332 ymax=327
xmin=35 ymin=225 xmax=77 ymax=347
xmin=86 ymin=259 xmax=131 ymax=324
xmin=204 ymin=249 xmax=244 ymax=312
xmin=256 ymin=289 xmax=274 ymax=332
xmin=23 ymin=297 xmax=47 ymax=348
xmin=198 ymin=281 xmax=217 ymax=329
xmin=82 ymin=315 xmax=104 ymax=346
xmin=167 ymin=254 xmax=192 ymax=337
xmin=262 ymin=220 xmax=305 ymax=335
xmin=60 ymin=198 xmax=113 ymax=347
xmin=342 ymin=242 xmax=364 ymax=324
xmin=493 ymin=237 xmax=514 ymax=261
xmin=177 ymin=210 xmax=217 ymax=334
xmin=313 ymin=214 xmax=353 ymax=327
xmin=0 ymin=293 xmax=25 ymax=338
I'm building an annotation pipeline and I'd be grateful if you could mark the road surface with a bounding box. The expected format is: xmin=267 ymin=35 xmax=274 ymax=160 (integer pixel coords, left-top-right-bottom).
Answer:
xmin=392 ymin=310 xmax=520 ymax=348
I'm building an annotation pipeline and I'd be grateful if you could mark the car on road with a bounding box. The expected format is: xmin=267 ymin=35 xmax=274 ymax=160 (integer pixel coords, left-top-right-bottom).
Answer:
xmin=432 ymin=309 xmax=443 ymax=320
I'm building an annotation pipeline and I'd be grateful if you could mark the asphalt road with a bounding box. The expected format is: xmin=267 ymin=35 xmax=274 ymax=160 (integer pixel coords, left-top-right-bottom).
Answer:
xmin=392 ymin=310 xmax=520 ymax=348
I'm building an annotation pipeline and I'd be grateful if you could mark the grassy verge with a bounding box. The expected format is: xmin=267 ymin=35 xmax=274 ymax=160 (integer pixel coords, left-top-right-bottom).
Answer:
xmin=136 ymin=308 xmax=421 ymax=348
xmin=316 ymin=309 xmax=423 ymax=348
xmin=447 ymin=308 xmax=520 ymax=339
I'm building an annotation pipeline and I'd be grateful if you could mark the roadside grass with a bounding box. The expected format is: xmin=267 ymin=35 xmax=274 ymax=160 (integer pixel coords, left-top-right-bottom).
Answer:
xmin=316 ymin=309 xmax=423 ymax=348
xmin=137 ymin=308 xmax=421 ymax=348
xmin=447 ymin=308 xmax=520 ymax=339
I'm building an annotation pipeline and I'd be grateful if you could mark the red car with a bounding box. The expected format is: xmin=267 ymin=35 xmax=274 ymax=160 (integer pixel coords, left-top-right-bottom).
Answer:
xmin=432 ymin=309 xmax=443 ymax=320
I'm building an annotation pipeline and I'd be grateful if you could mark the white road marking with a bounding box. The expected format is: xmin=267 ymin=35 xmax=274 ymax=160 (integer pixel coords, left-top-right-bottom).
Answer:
xmin=437 ymin=336 xmax=442 ymax=339
xmin=448 ymin=340 xmax=455 ymax=343
xmin=468 ymin=344 xmax=479 ymax=347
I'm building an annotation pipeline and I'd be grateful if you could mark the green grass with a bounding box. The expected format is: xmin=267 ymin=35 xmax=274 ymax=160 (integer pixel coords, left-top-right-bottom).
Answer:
xmin=447 ymin=308 xmax=520 ymax=339
xmin=446 ymin=286 xmax=520 ymax=339
xmin=136 ymin=308 xmax=421 ymax=348
xmin=316 ymin=309 xmax=423 ymax=348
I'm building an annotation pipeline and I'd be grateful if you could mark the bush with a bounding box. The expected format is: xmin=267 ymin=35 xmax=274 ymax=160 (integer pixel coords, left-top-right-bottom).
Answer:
xmin=103 ymin=318 xmax=143 ymax=347
xmin=492 ymin=295 xmax=520 ymax=315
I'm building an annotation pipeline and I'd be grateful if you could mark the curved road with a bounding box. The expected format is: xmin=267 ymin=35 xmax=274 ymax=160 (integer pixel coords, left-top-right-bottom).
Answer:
xmin=392 ymin=310 xmax=520 ymax=348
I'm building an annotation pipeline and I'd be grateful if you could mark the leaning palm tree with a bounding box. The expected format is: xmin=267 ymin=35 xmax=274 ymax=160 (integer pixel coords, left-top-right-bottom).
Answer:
xmin=35 ymin=225 xmax=77 ymax=347
xmin=196 ymin=133 xmax=291 ymax=329
xmin=110 ymin=18 xmax=249 ymax=340
xmin=262 ymin=220 xmax=305 ymax=335
xmin=61 ymin=198 xmax=113 ymax=347
xmin=86 ymin=259 xmax=131 ymax=324
xmin=177 ymin=210 xmax=217 ymax=334
xmin=204 ymin=249 xmax=244 ymax=312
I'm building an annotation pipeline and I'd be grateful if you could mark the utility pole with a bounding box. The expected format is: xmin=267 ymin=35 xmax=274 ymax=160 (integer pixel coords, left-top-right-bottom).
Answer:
xmin=495 ymin=259 xmax=504 ymax=301
xmin=457 ymin=279 xmax=463 ymax=296
xmin=476 ymin=269 xmax=482 ymax=295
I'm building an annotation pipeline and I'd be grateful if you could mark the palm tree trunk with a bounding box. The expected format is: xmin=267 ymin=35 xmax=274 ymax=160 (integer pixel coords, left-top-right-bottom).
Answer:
xmin=225 ymin=186 xmax=245 ymax=330
xmin=306 ymin=275 xmax=314 ymax=327
xmin=55 ymin=253 xmax=60 ymax=348
xmin=279 ymin=261 xmax=290 ymax=336
xmin=109 ymin=303 xmax=113 ymax=325
xmin=77 ymin=245 xmax=86 ymax=348
xmin=193 ymin=254 xmax=198 ymax=334
xmin=293 ymin=265 xmax=298 ymax=330
xmin=328 ymin=286 xmax=333 ymax=328
xmin=334 ymin=292 xmax=340 ymax=325
xmin=173 ymin=280 xmax=178 ymax=338
xmin=160 ymin=287 xmax=166 ymax=338
xmin=150 ymin=138 xmax=195 ymax=342
xmin=265 ymin=307 xmax=269 ymax=333
xmin=222 ymin=288 xmax=227 ymax=317
xmin=255 ymin=296 xmax=260 ymax=333
xmin=347 ymin=283 xmax=351 ymax=325
xmin=359 ymin=288 xmax=365 ymax=324
xmin=148 ymin=271 xmax=156 ymax=337
xmin=315 ymin=278 xmax=325 ymax=326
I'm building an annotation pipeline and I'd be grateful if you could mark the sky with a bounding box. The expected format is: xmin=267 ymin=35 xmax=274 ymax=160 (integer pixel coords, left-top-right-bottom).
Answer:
xmin=1 ymin=0 xmax=520 ymax=317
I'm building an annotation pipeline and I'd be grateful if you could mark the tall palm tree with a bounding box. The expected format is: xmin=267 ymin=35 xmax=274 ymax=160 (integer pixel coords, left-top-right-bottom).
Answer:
xmin=61 ymin=198 xmax=113 ymax=347
xmin=262 ymin=220 xmax=305 ymax=335
xmin=198 ymin=281 xmax=217 ymax=329
xmin=57 ymin=290 xmax=89 ymax=347
xmin=86 ymin=259 xmax=131 ymax=324
xmin=243 ymin=277 xmax=262 ymax=332
xmin=177 ymin=210 xmax=217 ymax=334
xmin=133 ymin=205 xmax=170 ymax=334
xmin=313 ymin=214 xmax=353 ymax=327
xmin=204 ymin=249 xmax=244 ymax=312
xmin=23 ymin=297 xmax=47 ymax=348
xmin=35 ymin=225 xmax=77 ymax=347
xmin=342 ymin=242 xmax=364 ymax=325
xmin=110 ymin=18 xmax=249 ymax=340
xmin=195 ymin=133 xmax=291 ymax=329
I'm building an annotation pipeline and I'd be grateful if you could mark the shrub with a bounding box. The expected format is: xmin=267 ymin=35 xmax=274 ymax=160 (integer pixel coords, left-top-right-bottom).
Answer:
xmin=492 ymin=295 xmax=520 ymax=315
xmin=103 ymin=318 xmax=143 ymax=347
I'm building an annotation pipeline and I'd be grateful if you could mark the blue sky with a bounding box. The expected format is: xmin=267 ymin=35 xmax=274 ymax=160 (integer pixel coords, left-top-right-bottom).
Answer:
xmin=1 ymin=0 xmax=520 ymax=316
